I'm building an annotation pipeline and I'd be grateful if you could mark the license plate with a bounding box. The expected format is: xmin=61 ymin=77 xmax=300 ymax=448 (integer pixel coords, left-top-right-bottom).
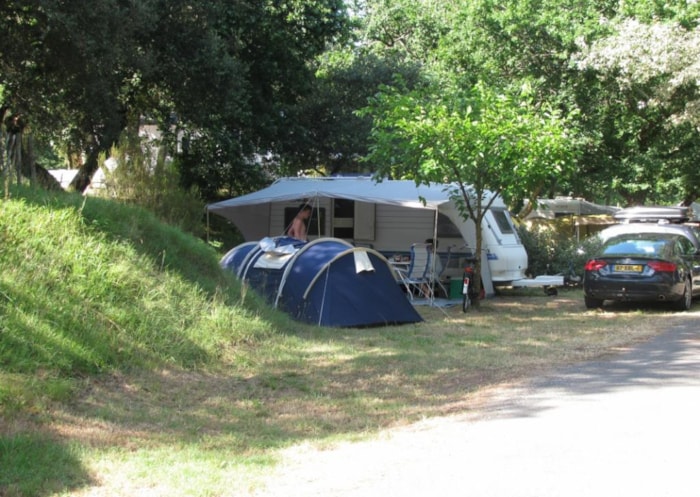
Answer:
xmin=614 ymin=264 xmax=643 ymax=273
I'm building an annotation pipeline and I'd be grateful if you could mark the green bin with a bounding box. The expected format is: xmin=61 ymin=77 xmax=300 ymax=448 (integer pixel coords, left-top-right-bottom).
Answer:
xmin=449 ymin=278 xmax=462 ymax=300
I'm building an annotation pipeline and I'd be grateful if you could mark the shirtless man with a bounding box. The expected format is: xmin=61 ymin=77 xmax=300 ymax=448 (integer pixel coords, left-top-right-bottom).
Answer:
xmin=288 ymin=205 xmax=312 ymax=241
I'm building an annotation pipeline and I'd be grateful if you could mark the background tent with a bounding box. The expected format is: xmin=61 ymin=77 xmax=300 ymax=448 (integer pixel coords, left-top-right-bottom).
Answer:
xmin=223 ymin=236 xmax=423 ymax=327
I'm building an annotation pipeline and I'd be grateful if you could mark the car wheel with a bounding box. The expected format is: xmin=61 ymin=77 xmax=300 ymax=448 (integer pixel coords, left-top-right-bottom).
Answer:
xmin=584 ymin=296 xmax=603 ymax=309
xmin=673 ymin=278 xmax=692 ymax=311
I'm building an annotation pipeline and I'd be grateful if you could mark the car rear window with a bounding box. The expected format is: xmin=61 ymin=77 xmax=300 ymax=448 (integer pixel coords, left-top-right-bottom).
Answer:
xmin=602 ymin=238 xmax=669 ymax=257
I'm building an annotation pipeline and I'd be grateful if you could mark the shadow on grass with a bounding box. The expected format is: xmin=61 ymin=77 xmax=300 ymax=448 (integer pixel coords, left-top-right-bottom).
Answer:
xmin=0 ymin=433 xmax=92 ymax=496
xmin=54 ymin=295 xmax=685 ymax=456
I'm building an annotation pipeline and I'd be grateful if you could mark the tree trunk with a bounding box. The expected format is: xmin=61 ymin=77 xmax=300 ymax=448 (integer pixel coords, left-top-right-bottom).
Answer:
xmin=20 ymin=159 xmax=63 ymax=191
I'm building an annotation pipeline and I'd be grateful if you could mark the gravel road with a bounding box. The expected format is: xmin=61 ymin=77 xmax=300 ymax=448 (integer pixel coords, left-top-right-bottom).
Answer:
xmin=250 ymin=312 xmax=700 ymax=497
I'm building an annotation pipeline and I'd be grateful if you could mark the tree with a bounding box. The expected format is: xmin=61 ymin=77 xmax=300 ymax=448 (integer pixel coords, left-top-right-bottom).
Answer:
xmin=575 ymin=18 xmax=700 ymax=204
xmin=0 ymin=0 xmax=155 ymax=191
xmin=359 ymin=0 xmax=452 ymax=62
xmin=0 ymin=1 xmax=351 ymax=197
xmin=275 ymin=49 xmax=423 ymax=176
xmin=363 ymin=79 xmax=576 ymax=301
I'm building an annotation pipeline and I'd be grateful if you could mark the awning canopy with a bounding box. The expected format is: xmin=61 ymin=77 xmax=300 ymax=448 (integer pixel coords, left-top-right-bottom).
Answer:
xmin=207 ymin=176 xmax=471 ymax=217
xmin=522 ymin=197 xmax=619 ymax=220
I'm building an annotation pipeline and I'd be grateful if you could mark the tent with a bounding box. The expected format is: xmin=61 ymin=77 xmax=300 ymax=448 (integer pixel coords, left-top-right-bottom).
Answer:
xmin=222 ymin=236 xmax=423 ymax=327
xmin=522 ymin=197 xmax=619 ymax=219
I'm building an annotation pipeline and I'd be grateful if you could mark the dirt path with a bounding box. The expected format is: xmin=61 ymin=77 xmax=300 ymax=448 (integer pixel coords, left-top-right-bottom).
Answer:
xmin=248 ymin=313 xmax=700 ymax=497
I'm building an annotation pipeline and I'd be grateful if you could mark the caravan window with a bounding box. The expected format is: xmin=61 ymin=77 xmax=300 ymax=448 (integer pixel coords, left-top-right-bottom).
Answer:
xmin=333 ymin=199 xmax=354 ymax=239
xmin=492 ymin=209 xmax=515 ymax=234
xmin=437 ymin=213 xmax=462 ymax=237
xmin=284 ymin=207 xmax=326 ymax=236
xmin=331 ymin=199 xmax=376 ymax=240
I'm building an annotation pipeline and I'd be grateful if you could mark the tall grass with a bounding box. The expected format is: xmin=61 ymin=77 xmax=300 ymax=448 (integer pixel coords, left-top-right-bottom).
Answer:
xmin=0 ymin=185 xmax=284 ymax=383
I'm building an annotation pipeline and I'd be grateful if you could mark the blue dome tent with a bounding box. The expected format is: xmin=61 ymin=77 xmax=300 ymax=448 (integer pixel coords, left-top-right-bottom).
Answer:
xmin=222 ymin=237 xmax=423 ymax=327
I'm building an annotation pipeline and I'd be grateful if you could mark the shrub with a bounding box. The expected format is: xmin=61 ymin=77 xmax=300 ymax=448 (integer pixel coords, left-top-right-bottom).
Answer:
xmin=516 ymin=222 xmax=603 ymax=279
xmin=97 ymin=131 xmax=205 ymax=237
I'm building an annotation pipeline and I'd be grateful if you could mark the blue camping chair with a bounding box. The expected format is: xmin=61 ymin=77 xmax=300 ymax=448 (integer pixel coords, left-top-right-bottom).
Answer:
xmin=424 ymin=245 xmax=449 ymax=299
xmin=430 ymin=246 xmax=449 ymax=298
xmin=395 ymin=243 xmax=433 ymax=299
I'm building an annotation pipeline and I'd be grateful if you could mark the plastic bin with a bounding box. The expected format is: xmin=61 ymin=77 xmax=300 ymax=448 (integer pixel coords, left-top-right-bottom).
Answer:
xmin=449 ymin=278 xmax=462 ymax=300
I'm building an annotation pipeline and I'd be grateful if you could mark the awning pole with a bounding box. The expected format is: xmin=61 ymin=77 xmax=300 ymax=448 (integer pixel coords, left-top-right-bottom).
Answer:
xmin=430 ymin=208 xmax=438 ymax=306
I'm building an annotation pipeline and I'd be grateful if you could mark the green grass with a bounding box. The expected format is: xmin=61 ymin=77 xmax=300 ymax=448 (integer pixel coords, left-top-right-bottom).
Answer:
xmin=1 ymin=184 xmax=692 ymax=496
xmin=0 ymin=185 xmax=280 ymax=377
xmin=0 ymin=434 xmax=90 ymax=496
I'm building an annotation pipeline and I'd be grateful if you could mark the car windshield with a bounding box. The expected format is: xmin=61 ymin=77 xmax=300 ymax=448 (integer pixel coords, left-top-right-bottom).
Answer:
xmin=602 ymin=237 xmax=669 ymax=257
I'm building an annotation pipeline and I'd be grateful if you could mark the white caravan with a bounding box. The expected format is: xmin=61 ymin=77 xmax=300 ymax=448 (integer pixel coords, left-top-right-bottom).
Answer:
xmin=207 ymin=177 xmax=542 ymax=295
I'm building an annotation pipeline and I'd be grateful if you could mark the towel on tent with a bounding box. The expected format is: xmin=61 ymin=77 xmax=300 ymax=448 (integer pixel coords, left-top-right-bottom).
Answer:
xmin=353 ymin=251 xmax=375 ymax=273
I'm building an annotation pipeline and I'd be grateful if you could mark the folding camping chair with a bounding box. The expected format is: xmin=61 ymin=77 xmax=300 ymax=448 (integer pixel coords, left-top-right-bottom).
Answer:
xmin=422 ymin=243 xmax=452 ymax=299
xmin=428 ymin=245 xmax=450 ymax=298
xmin=395 ymin=243 xmax=433 ymax=299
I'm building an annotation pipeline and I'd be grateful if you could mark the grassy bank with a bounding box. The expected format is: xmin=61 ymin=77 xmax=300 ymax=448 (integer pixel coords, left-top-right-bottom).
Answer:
xmin=0 ymin=185 xmax=688 ymax=496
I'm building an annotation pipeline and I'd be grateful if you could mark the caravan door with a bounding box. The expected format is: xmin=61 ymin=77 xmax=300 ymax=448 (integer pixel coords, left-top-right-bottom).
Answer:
xmin=484 ymin=208 xmax=528 ymax=283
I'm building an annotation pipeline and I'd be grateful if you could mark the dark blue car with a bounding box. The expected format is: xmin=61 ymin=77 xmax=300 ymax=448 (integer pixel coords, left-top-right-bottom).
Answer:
xmin=583 ymin=233 xmax=700 ymax=311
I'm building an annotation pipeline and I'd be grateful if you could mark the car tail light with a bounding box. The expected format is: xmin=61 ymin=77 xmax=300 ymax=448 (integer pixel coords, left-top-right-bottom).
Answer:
xmin=647 ymin=261 xmax=677 ymax=272
xmin=584 ymin=259 xmax=607 ymax=271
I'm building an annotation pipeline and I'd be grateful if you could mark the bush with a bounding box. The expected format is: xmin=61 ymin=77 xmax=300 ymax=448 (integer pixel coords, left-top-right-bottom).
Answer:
xmin=97 ymin=131 xmax=205 ymax=237
xmin=516 ymin=223 xmax=603 ymax=279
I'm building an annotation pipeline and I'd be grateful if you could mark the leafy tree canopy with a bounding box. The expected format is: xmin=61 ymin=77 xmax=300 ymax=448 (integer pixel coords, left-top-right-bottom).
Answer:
xmin=0 ymin=0 xmax=350 ymax=196
xmin=575 ymin=16 xmax=700 ymax=204
xmin=362 ymin=77 xmax=576 ymax=297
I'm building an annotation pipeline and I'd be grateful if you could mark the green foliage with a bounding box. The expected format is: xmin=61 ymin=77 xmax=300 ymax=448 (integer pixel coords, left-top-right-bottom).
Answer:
xmin=97 ymin=132 xmax=205 ymax=237
xmin=361 ymin=0 xmax=452 ymax=61
xmin=516 ymin=223 xmax=602 ymax=278
xmin=365 ymin=80 xmax=577 ymax=202
xmin=575 ymin=17 xmax=700 ymax=204
xmin=276 ymin=49 xmax=423 ymax=176
xmin=0 ymin=185 xmax=283 ymax=382
xmin=175 ymin=128 xmax=271 ymax=201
